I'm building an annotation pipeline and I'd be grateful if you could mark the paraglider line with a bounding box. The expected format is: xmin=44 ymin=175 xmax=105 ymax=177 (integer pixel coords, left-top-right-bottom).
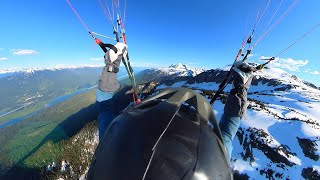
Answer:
xmin=276 ymin=23 xmax=320 ymax=57
xmin=66 ymin=0 xmax=90 ymax=32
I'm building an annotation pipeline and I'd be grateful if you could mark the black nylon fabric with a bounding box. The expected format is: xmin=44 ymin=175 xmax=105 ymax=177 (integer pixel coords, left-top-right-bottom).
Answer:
xmin=145 ymin=106 xmax=200 ymax=180
xmin=87 ymin=101 xmax=232 ymax=180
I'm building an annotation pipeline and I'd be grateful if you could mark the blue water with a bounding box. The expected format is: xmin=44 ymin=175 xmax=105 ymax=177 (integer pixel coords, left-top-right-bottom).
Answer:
xmin=0 ymin=112 xmax=38 ymax=129
xmin=0 ymin=85 xmax=96 ymax=129
xmin=0 ymin=67 xmax=148 ymax=129
xmin=0 ymin=67 xmax=147 ymax=129
xmin=46 ymin=90 xmax=86 ymax=108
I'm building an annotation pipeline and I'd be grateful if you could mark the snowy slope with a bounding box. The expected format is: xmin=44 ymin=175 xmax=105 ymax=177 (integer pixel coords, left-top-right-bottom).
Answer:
xmin=160 ymin=63 xmax=204 ymax=77
xmin=131 ymin=63 xmax=205 ymax=85
xmin=155 ymin=66 xmax=320 ymax=179
xmin=8 ymin=64 xmax=316 ymax=179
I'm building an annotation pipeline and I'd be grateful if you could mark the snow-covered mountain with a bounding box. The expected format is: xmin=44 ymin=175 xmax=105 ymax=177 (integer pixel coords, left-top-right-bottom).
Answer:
xmin=61 ymin=65 xmax=318 ymax=179
xmin=128 ymin=63 xmax=205 ymax=85
xmin=0 ymin=66 xmax=104 ymax=115
xmin=0 ymin=63 xmax=203 ymax=78
xmin=0 ymin=65 xmax=146 ymax=116
xmin=154 ymin=66 xmax=320 ymax=179
xmin=1 ymin=63 xmax=319 ymax=179
xmin=0 ymin=65 xmax=103 ymax=75
xmin=163 ymin=63 xmax=204 ymax=77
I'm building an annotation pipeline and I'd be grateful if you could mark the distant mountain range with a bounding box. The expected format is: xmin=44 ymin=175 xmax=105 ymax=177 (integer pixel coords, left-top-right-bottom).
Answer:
xmin=125 ymin=63 xmax=204 ymax=85
xmin=121 ymin=63 xmax=320 ymax=179
xmin=0 ymin=63 xmax=202 ymax=110
xmin=150 ymin=64 xmax=320 ymax=180
xmin=0 ymin=63 xmax=201 ymax=120
xmin=0 ymin=63 xmax=319 ymax=179
xmin=0 ymin=67 xmax=101 ymax=114
xmin=0 ymin=65 xmax=102 ymax=77
xmin=0 ymin=66 xmax=145 ymax=118
xmin=154 ymin=64 xmax=320 ymax=91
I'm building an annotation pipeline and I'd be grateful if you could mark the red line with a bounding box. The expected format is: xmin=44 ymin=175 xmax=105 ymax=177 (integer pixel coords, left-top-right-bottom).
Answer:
xmin=123 ymin=0 xmax=127 ymax=22
xmin=66 ymin=0 xmax=90 ymax=31
xmin=253 ymin=0 xmax=299 ymax=48
xmin=98 ymin=0 xmax=113 ymax=26
xmin=256 ymin=0 xmax=271 ymax=27
xmin=253 ymin=0 xmax=264 ymax=29
xmin=266 ymin=0 xmax=284 ymax=28
xmin=111 ymin=0 xmax=115 ymax=20
xmin=105 ymin=0 xmax=113 ymax=21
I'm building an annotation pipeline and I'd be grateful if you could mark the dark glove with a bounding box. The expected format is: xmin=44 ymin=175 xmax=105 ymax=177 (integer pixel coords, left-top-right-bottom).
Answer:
xmin=98 ymin=43 xmax=128 ymax=92
xmin=234 ymin=61 xmax=254 ymax=72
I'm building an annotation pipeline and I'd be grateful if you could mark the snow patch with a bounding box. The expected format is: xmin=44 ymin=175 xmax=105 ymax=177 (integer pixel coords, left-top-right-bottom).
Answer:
xmin=0 ymin=64 xmax=104 ymax=75
xmin=313 ymin=165 xmax=320 ymax=173
xmin=60 ymin=161 xmax=68 ymax=173
xmin=301 ymin=123 xmax=320 ymax=137
xmin=232 ymin=159 xmax=259 ymax=173
xmin=156 ymin=81 xmax=188 ymax=90
xmin=158 ymin=63 xmax=204 ymax=77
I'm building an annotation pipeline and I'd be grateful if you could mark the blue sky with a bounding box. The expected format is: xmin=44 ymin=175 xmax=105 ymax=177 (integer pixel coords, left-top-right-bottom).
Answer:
xmin=0 ymin=0 xmax=319 ymax=85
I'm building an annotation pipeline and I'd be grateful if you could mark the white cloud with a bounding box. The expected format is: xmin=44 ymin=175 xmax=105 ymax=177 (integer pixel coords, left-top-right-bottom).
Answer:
xmin=310 ymin=71 xmax=320 ymax=75
xmin=0 ymin=57 xmax=8 ymax=60
xmin=259 ymin=56 xmax=308 ymax=71
xmin=11 ymin=49 xmax=39 ymax=56
xmin=305 ymin=69 xmax=320 ymax=75
xmin=90 ymin=57 xmax=104 ymax=61
xmin=247 ymin=54 xmax=255 ymax=58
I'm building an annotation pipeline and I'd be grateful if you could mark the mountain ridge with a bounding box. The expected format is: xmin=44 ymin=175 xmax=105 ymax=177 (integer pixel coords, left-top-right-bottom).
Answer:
xmin=0 ymin=65 xmax=104 ymax=75
xmin=0 ymin=63 xmax=319 ymax=179
xmin=150 ymin=64 xmax=320 ymax=179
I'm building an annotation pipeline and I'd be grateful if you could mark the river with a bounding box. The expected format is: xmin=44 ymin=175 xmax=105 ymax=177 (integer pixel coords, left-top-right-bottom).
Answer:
xmin=0 ymin=85 xmax=96 ymax=129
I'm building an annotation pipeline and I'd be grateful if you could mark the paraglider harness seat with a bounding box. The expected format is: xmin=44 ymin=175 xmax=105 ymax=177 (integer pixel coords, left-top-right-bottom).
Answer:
xmin=87 ymin=88 xmax=234 ymax=180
